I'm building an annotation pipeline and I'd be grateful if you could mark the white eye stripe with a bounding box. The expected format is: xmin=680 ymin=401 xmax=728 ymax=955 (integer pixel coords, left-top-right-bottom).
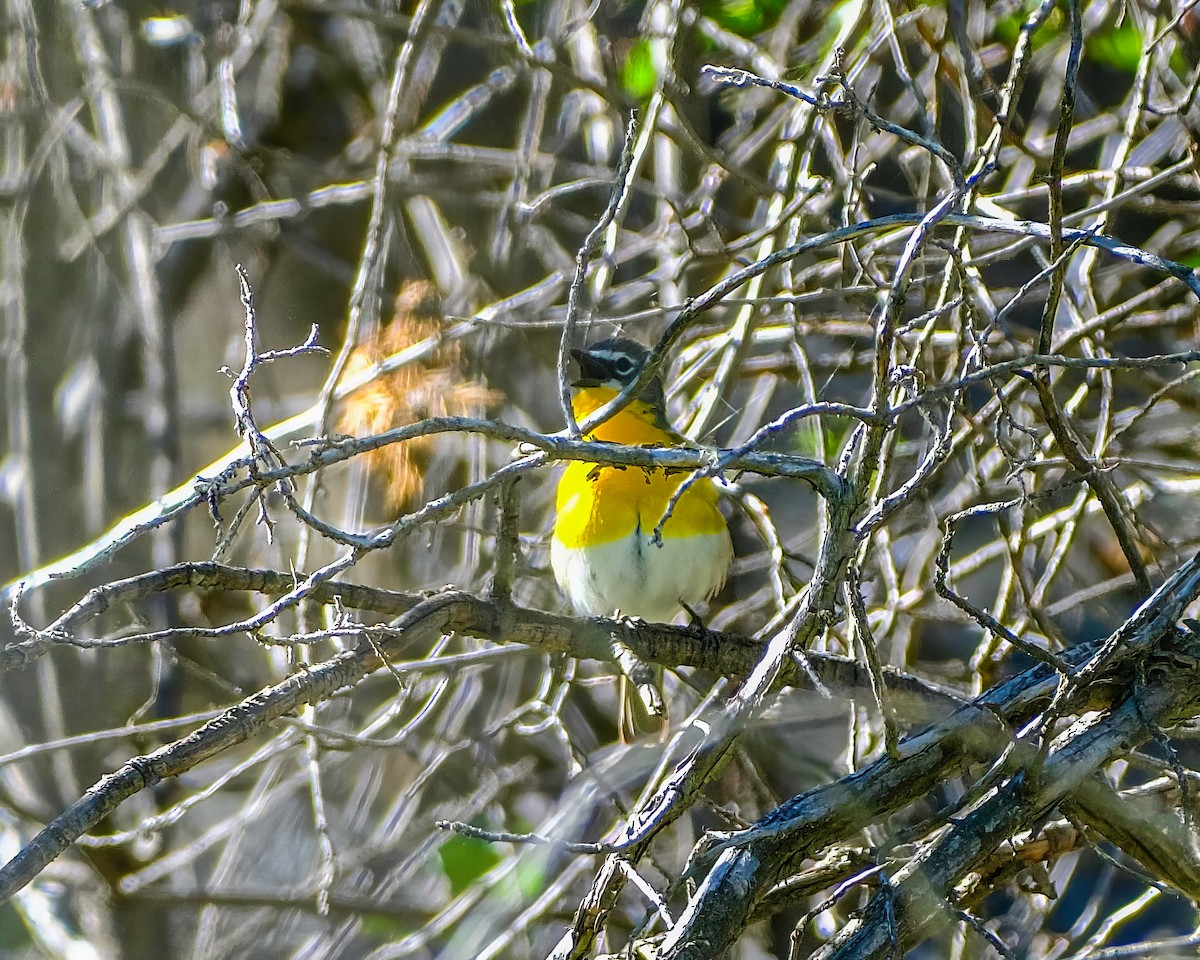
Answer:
xmin=589 ymin=351 xmax=637 ymax=371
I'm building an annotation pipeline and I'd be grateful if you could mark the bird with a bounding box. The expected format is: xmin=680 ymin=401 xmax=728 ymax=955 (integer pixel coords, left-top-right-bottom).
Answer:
xmin=551 ymin=337 xmax=733 ymax=739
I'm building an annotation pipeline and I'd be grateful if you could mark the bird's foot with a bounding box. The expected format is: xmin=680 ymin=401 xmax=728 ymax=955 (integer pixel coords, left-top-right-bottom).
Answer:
xmin=680 ymin=601 xmax=708 ymax=633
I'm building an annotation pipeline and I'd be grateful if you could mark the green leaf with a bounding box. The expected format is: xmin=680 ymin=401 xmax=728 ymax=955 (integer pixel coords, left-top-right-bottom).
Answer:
xmin=700 ymin=0 xmax=793 ymax=38
xmin=0 ymin=902 xmax=31 ymax=950
xmin=621 ymin=39 xmax=658 ymax=101
xmin=361 ymin=914 xmax=416 ymax=940
xmin=1178 ymin=249 xmax=1200 ymax=270
xmin=1169 ymin=46 xmax=1189 ymax=78
xmin=515 ymin=858 xmax=547 ymax=899
xmin=438 ymin=830 xmax=504 ymax=895
xmin=1089 ymin=21 xmax=1143 ymax=73
xmin=993 ymin=2 xmax=1063 ymax=51
xmin=706 ymin=0 xmax=765 ymax=35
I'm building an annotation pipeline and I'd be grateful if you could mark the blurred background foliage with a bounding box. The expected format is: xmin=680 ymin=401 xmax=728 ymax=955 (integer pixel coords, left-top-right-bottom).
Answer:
xmin=2 ymin=0 xmax=1200 ymax=958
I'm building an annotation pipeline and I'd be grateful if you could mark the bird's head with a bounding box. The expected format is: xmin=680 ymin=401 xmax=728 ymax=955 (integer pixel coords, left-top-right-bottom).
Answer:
xmin=569 ymin=337 xmax=664 ymax=409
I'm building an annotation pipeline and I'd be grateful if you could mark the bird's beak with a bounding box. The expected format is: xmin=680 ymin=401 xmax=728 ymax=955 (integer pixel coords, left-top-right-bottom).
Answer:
xmin=570 ymin=348 xmax=608 ymax=384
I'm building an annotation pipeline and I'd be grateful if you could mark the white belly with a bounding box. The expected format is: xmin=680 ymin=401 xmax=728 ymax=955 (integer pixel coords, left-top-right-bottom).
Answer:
xmin=551 ymin=530 xmax=732 ymax=623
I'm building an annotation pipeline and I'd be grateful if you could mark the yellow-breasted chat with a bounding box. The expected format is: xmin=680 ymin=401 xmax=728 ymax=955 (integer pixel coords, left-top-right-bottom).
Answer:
xmin=551 ymin=337 xmax=733 ymax=739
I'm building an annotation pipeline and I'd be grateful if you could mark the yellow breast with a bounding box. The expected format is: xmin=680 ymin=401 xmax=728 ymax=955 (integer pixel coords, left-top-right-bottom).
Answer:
xmin=553 ymin=387 xmax=727 ymax=550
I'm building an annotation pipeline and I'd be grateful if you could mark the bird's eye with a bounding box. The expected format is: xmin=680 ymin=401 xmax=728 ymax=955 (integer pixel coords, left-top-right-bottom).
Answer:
xmin=611 ymin=355 xmax=636 ymax=377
